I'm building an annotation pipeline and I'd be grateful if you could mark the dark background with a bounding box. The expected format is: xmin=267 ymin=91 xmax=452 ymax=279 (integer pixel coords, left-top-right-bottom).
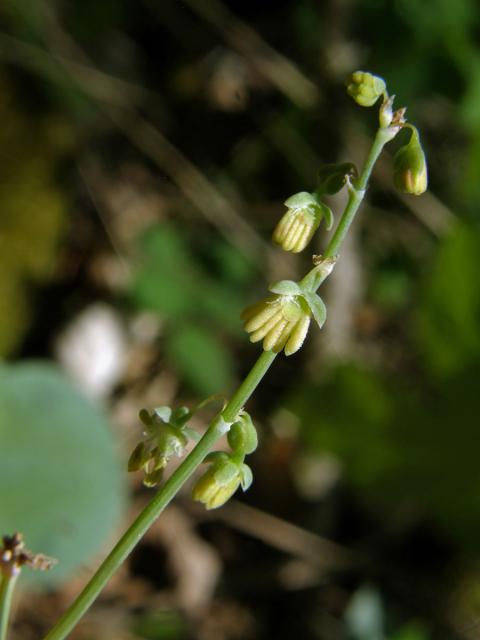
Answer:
xmin=1 ymin=1 xmax=480 ymax=638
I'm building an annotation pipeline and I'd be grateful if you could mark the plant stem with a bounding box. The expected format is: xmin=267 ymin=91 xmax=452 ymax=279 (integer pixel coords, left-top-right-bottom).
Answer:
xmin=324 ymin=127 xmax=389 ymax=258
xmin=0 ymin=573 xmax=18 ymax=640
xmin=44 ymin=349 xmax=276 ymax=640
xmin=44 ymin=125 xmax=390 ymax=640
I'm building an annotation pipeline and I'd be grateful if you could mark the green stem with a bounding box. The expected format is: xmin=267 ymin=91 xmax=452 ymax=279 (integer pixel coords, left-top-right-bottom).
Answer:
xmin=324 ymin=127 xmax=390 ymax=258
xmin=0 ymin=573 xmax=18 ymax=640
xmin=43 ymin=350 xmax=276 ymax=640
xmin=44 ymin=123 xmax=390 ymax=640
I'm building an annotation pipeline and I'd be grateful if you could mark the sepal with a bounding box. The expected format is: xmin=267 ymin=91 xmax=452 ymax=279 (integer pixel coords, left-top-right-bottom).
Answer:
xmin=302 ymin=291 xmax=327 ymax=329
xmin=239 ymin=464 xmax=253 ymax=491
xmin=268 ymin=280 xmax=303 ymax=296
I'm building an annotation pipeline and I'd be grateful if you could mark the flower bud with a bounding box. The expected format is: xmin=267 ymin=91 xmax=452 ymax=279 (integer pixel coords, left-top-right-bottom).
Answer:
xmin=272 ymin=192 xmax=333 ymax=254
xmin=227 ymin=411 xmax=258 ymax=455
xmin=393 ymin=128 xmax=428 ymax=195
xmin=346 ymin=71 xmax=386 ymax=107
xmin=241 ymin=294 xmax=311 ymax=356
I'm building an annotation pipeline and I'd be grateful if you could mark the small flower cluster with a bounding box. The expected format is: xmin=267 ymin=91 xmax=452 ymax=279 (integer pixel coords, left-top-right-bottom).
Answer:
xmin=347 ymin=70 xmax=386 ymax=107
xmin=128 ymin=406 xmax=199 ymax=487
xmin=1 ymin=532 xmax=57 ymax=578
xmin=241 ymin=259 xmax=334 ymax=356
xmin=192 ymin=411 xmax=256 ymax=510
xmin=127 ymin=70 xmax=429 ymax=516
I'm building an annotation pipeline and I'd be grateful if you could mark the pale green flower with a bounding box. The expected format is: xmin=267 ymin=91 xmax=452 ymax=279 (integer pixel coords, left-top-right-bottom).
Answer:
xmin=241 ymin=294 xmax=311 ymax=356
xmin=192 ymin=453 xmax=252 ymax=510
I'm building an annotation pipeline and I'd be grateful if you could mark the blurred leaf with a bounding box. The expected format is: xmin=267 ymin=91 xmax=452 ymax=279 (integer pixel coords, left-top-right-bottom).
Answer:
xmin=371 ymin=269 xmax=411 ymax=311
xmin=388 ymin=622 xmax=430 ymax=640
xmin=210 ymin=240 xmax=256 ymax=286
xmin=132 ymin=225 xmax=247 ymax=332
xmin=291 ymin=358 xmax=480 ymax=549
xmin=291 ymin=364 xmax=396 ymax=490
xmin=0 ymin=362 xmax=126 ymax=587
xmin=132 ymin=609 xmax=185 ymax=640
xmin=415 ymin=222 xmax=480 ymax=377
xmin=132 ymin=225 xmax=197 ymax=318
xmin=166 ymin=323 xmax=233 ymax=395
xmin=0 ymin=80 xmax=69 ymax=355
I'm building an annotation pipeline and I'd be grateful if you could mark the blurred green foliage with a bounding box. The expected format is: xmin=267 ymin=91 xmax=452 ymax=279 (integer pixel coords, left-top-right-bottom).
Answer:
xmin=131 ymin=224 xmax=255 ymax=394
xmin=0 ymin=362 xmax=126 ymax=586
xmin=0 ymin=78 xmax=69 ymax=356
xmin=292 ymin=350 xmax=480 ymax=549
xmin=1 ymin=0 xmax=480 ymax=633
xmin=415 ymin=222 xmax=480 ymax=377
xmin=131 ymin=609 xmax=185 ymax=640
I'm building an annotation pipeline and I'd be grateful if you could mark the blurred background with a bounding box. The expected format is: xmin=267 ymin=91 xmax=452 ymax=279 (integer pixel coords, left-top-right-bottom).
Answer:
xmin=1 ymin=0 xmax=480 ymax=638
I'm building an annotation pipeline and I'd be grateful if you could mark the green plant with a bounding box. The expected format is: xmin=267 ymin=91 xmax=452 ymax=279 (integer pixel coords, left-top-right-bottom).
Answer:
xmin=0 ymin=71 xmax=428 ymax=639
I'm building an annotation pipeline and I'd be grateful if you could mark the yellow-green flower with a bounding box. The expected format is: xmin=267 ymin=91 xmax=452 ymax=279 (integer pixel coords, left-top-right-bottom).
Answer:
xmin=272 ymin=192 xmax=333 ymax=254
xmin=241 ymin=294 xmax=311 ymax=356
xmin=347 ymin=71 xmax=386 ymax=107
xmin=192 ymin=453 xmax=252 ymax=510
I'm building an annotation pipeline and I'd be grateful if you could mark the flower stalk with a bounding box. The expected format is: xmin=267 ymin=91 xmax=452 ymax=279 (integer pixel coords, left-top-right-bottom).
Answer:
xmin=0 ymin=573 xmax=17 ymax=640
xmin=43 ymin=71 xmax=423 ymax=639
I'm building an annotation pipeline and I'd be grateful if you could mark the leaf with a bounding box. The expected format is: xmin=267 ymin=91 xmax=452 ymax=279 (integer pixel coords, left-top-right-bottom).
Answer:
xmin=166 ymin=323 xmax=233 ymax=395
xmin=303 ymin=292 xmax=327 ymax=328
xmin=0 ymin=362 xmax=126 ymax=587
xmin=415 ymin=223 xmax=480 ymax=377
xmin=131 ymin=226 xmax=197 ymax=318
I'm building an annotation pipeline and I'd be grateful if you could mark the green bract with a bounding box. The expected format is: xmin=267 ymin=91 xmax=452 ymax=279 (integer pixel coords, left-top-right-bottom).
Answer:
xmin=317 ymin=162 xmax=357 ymax=195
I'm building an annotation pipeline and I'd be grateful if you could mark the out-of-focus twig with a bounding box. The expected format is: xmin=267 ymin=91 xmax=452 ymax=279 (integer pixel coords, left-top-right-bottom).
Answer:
xmin=199 ymin=500 xmax=354 ymax=570
xmin=153 ymin=0 xmax=320 ymax=109
xmin=0 ymin=17 xmax=274 ymax=264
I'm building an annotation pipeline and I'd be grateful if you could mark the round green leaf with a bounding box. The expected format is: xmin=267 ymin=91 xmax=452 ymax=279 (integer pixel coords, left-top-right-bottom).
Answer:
xmin=0 ymin=362 xmax=126 ymax=587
